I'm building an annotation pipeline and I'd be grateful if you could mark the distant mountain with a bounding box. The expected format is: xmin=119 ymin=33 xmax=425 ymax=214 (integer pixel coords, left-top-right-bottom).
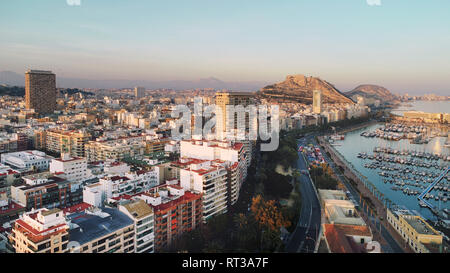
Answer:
xmin=257 ymin=74 xmax=354 ymax=104
xmin=0 ymin=85 xmax=94 ymax=97
xmin=0 ymin=71 xmax=267 ymax=91
xmin=0 ymin=71 xmax=24 ymax=86
xmin=345 ymin=84 xmax=396 ymax=102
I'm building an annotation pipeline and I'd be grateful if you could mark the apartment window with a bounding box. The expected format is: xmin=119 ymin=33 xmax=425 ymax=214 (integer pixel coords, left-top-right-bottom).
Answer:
xmin=37 ymin=243 xmax=49 ymax=251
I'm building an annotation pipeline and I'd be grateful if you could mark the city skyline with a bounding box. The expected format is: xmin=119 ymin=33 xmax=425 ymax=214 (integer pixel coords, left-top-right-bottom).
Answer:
xmin=1 ymin=0 xmax=450 ymax=95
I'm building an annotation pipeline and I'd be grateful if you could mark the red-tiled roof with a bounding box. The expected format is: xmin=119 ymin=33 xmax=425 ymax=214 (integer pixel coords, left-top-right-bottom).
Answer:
xmin=323 ymin=224 xmax=354 ymax=253
xmin=62 ymin=202 xmax=93 ymax=215
xmin=172 ymin=158 xmax=208 ymax=167
xmin=334 ymin=224 xmax=373 ymax=238
xmin=151 ymin=191 xmax=202 ymax=212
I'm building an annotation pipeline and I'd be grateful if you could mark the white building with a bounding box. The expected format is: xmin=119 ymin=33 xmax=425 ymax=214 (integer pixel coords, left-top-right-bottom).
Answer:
xmin=83 ymin=183 xmax=103 ymax=207
xmin=178 ymin=158 xmax=228 ymax=222
xmin=83 ymin=168 xmax=159 ymax=206
xmin=104 ymin=161 xmax=131 ymax=175
xmin=1 ymin=150 xmax=52 ymax=171
xmin=49 ymin=153 xmax=88 ymax=183
xmin=164 ymin=140 xmax=180 ymax=154
xmin=179 ymin=139 xmax=247 ymax=206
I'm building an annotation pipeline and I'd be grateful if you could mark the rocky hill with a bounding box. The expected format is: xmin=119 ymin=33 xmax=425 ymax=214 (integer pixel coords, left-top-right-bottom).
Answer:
xmin=345 ymin=84 xmax=396 ymax=102
xmin=257 ymin=74 xmax=354 ymax=104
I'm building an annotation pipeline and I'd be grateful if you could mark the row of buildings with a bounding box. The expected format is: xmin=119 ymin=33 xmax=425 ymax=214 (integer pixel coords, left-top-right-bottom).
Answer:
xmin=1 ymin=134 xmax=250 ymax=252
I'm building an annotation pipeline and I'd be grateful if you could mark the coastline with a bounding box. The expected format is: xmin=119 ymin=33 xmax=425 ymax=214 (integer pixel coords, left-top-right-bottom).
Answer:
xmin=335 ymin=119 xmax=379 ymax=135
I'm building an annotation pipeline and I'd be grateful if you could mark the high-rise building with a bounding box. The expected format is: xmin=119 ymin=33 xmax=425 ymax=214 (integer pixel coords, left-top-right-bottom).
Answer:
xmin=214 ymin=91 xmax=255 ymax=166
xmin=178 ymin=158 xmax=228 ymax=222
xmin=118 ymin=199 xmax=155 ymax=253
xmin=179 ymin=139 xmax=247 ymax=206
xmin=214 ymin=91 xmax=254 ymax=138
xmin=134 ymin=86 xmax=145 ymax=99
xmin=25 ymin=70 xmax=56 ymax=114
xmin=313 ymin=90 xmax=322 ymax=114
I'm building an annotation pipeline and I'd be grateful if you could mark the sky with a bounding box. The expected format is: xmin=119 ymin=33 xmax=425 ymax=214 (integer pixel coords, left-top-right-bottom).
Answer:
xmin=1 ymin=0 xmax=450 ymax=95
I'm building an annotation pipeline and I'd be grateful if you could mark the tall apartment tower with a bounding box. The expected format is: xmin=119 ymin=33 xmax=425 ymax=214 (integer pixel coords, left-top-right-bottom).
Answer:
xmin=214 ymin=91 xmax=255 ymax=166
xmin=313 ymin=90 xmax=322 ymax=114
xmin=215 ymin=91 xmax=254 ymax=138
xmin=134 ymin=86 xmax=145 ymax=99
xmin=25 ymin=70 xmax=57 ymax=114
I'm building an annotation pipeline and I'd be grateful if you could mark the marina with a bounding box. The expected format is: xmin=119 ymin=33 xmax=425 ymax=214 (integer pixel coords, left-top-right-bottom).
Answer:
xmin=331 ymin=122 xmax=450 ymax=221
xmin=359 ymin=123 xmax=446 ymax=143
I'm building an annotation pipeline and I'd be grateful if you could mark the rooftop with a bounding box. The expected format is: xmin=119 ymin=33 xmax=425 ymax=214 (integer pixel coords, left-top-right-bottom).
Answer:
xmin=41 ymin=208 xmax=61 ymax=216
xmin=151 ymin=190 xmax=201 ymax=212
xmin=120 ymin=199 xmax=153 ymax=219
xmin=333 ymin=223 xmax=372 ymax=238
xmin=26 ymin=70 xmax=54 ymax=75
xmin=62 ymin=202 xmax=93 ymax=215
xmin=67 ymin=207 xmax=134 ymax=245
xmin=405 ymin=217 xmax=439 ymax=236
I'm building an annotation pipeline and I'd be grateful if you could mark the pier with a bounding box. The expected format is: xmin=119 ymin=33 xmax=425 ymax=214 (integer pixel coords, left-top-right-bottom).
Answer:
xmin=418 ymin=167 xmax=450 ymax=216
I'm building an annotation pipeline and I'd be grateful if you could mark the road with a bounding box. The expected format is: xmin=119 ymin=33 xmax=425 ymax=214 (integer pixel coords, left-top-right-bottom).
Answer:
xmin=285 ymin=137 xmax=321 ymax=253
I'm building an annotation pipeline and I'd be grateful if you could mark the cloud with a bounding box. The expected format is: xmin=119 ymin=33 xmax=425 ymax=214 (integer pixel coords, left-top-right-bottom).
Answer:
xmin=366 ymin=0 xmax=382 ymax=6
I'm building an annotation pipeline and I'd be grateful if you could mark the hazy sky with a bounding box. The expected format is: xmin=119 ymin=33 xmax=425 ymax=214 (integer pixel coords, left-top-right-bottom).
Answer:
xmin=1 ymin=0 xmax=450 ymax=95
